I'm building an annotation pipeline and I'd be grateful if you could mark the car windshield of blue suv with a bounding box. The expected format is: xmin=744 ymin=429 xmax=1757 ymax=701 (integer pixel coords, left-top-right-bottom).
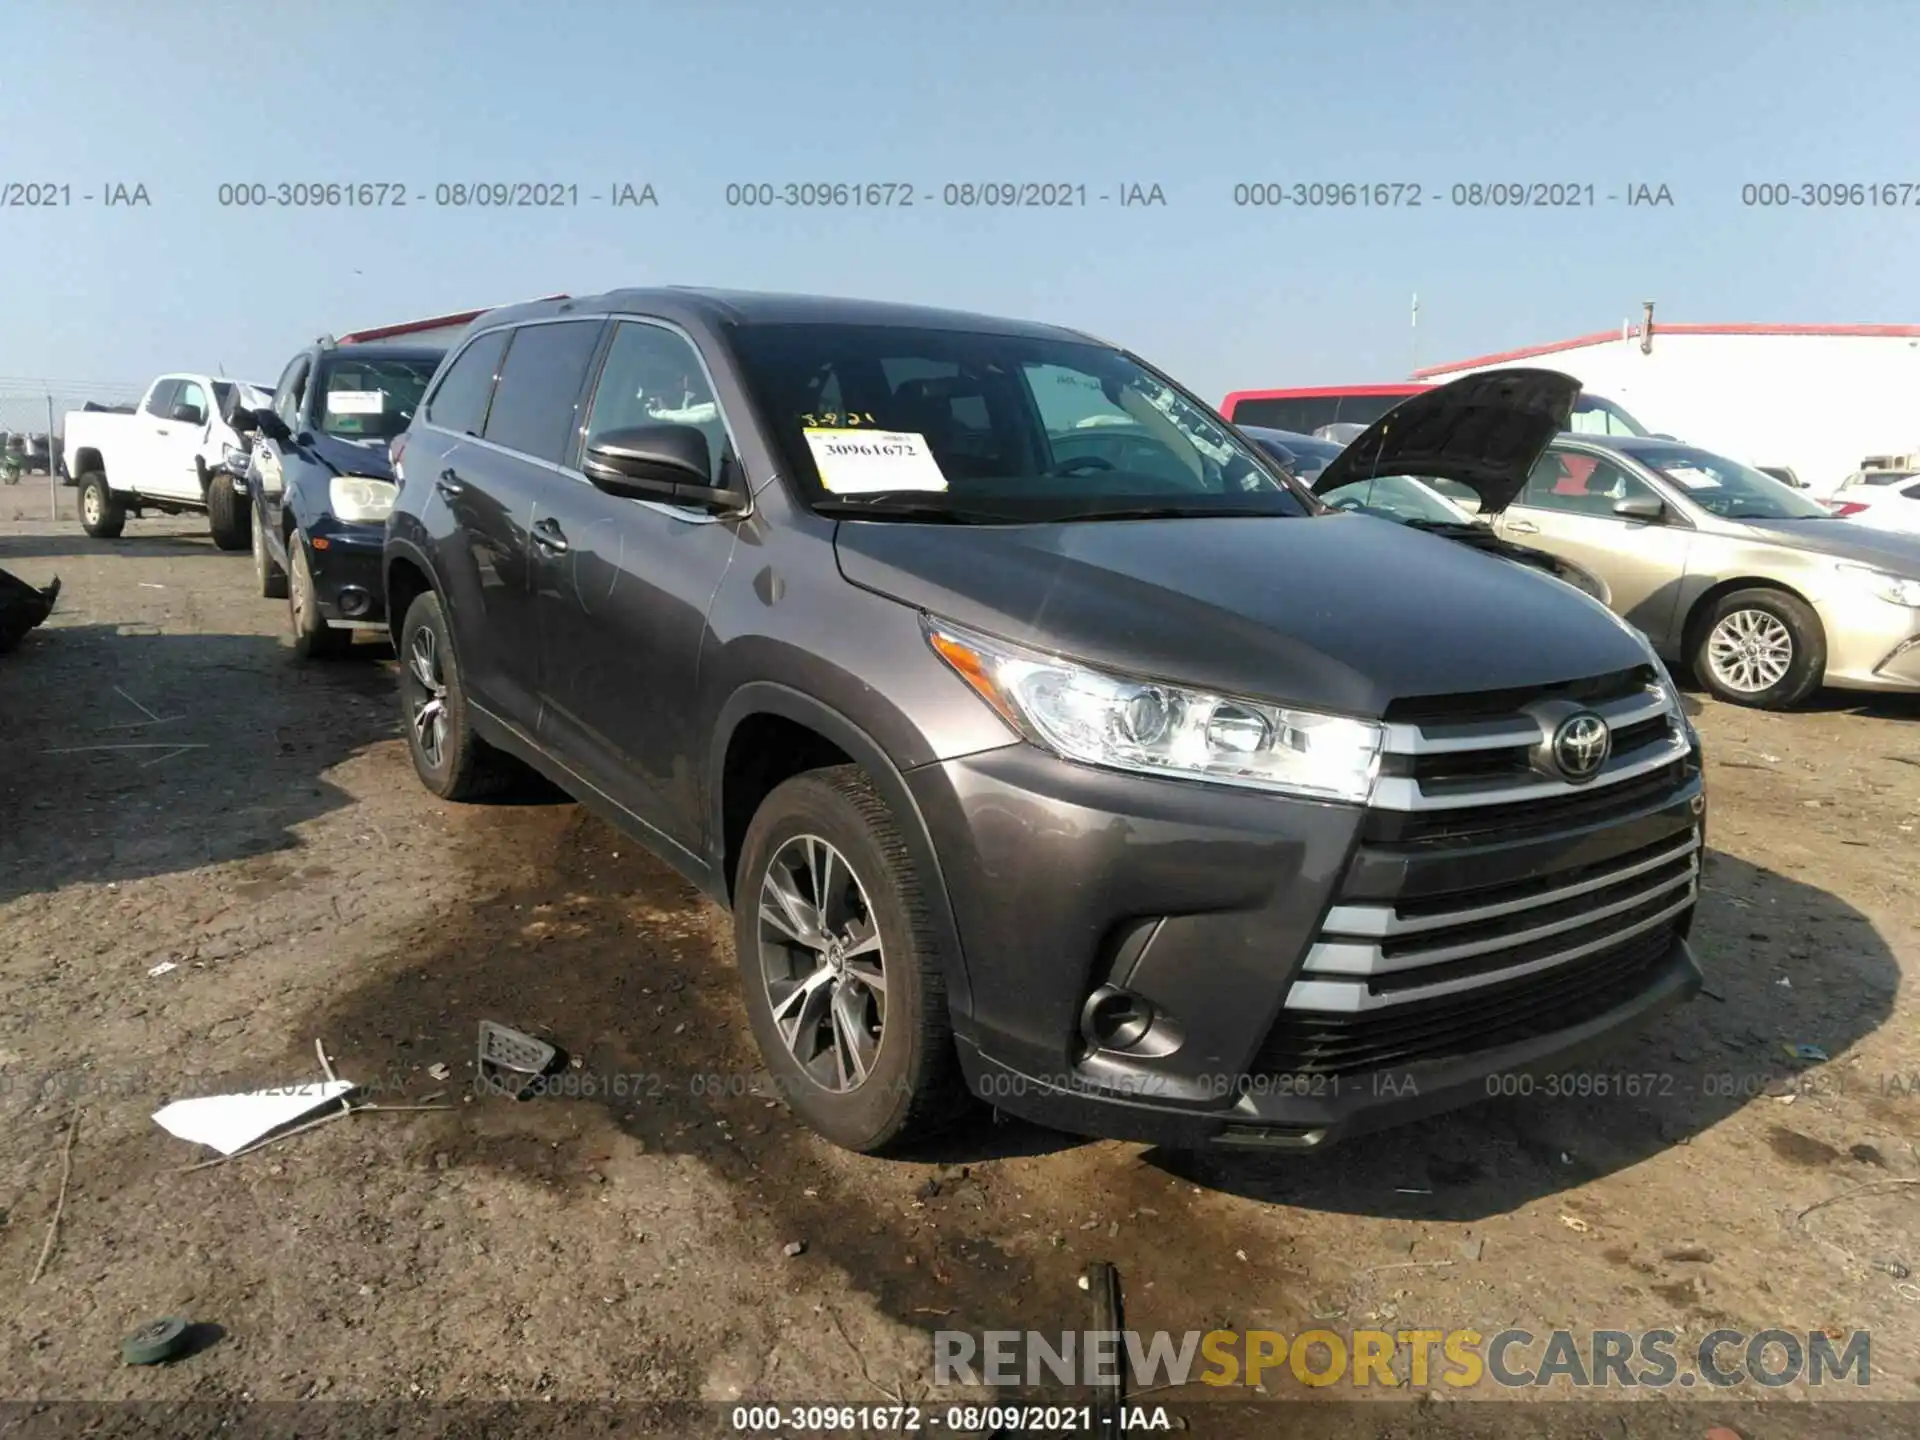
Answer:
xmin=314 ymin=357 xmax=439 ymax=440
xmin=726 ymin=322 xmax=1309 ymax=521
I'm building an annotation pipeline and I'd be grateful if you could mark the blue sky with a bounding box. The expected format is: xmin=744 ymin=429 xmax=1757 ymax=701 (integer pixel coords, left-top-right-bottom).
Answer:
xmin=2 ymin=0 xmax=1915 ymax=402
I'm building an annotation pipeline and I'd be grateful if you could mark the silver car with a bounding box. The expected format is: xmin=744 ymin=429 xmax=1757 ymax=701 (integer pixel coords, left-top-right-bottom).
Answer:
xmin=1492 ymin=436 xmax=1920 ymax=708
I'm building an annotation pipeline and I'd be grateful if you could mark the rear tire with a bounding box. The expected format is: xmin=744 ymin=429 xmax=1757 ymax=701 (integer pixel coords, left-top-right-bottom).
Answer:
xmin=733 ymin=766 xmax=970 ymax=1154
xmin=207 ymin=473 xmax=249 ymax=551
xmin=1692 ymin=587 xmax=1824 ymax=710
xmin=396 ymin=589 xmax=523 ymax=801
xmin=252 ymin=498 xmax=287 ymax=598
xmin=287 ymin=530 xmax=353 ymax=660
xmin=77 ymin=471 xmax=125 ymax=539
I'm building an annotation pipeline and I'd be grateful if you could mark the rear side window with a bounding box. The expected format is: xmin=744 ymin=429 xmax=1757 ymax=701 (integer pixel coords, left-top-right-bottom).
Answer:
xmin=1226 ymin=393 xmax=1410 ymax=432
xmin=425 ymin=329 xmax=510 ymax=436
xmin=1903 ymin=480 xmax=1920 ymax=501
xmin=482 ymin=321 xmax=604 ymax=463
xmin=143 ymin=380 xmax=180 ymax=418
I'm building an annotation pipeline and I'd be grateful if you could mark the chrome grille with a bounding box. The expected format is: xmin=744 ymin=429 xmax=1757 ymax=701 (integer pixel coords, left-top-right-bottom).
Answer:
xmin=1279 ymin=669 xmax=1698 ymax=1026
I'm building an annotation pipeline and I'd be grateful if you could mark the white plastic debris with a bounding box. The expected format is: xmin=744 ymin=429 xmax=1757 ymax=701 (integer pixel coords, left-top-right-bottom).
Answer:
xmin=147 ymin=961 xmax=177 ymax=978
xmin=153 ymin=1080 xmax=353 ymax=1155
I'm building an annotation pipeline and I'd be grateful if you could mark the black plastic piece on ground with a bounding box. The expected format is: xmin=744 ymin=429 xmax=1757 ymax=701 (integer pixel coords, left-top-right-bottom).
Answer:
xmin=1086 ymin=1260 xmax=1126 ymax=1437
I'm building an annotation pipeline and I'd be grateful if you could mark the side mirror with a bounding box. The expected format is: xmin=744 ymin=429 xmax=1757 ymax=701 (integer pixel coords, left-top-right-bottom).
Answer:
xmin=1614 ymin=495 xmax=1666 ymax=522
xmin=582 ymin=425 xmax=743 ymax=512
xmin=229 ymin=406 xmax=260 ymax=435
xmin=171 ymin=402 xmax=208 ymax=426
xmin=255 ymin=411 xmax=293 ymax=444
xmin=1651 ymin=432 xmax=1678 ymax=441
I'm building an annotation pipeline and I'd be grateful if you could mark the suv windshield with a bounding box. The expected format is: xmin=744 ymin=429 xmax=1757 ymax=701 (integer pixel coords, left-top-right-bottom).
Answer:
xmin=727 ymin=323 xmax=1308 ymax=521
xmin=1570 ymin=394 xmax=1650 ymax=436
xmin=1636 ymin=443 xmax=1833 ymax=520
xmin=314 ymin=355 xmax=440 ymax=439
xmin=1318 ymin=473 xmax=1474 ymax=526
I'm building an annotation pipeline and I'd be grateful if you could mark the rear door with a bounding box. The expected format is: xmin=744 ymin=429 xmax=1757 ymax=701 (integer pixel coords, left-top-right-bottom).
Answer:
xmin=462 ymin=319 xmax=608 ymax=735
xmin=409 ymin=326 xmax=550 ymax=728
xmin=133 ymin=379 xmax=183 ymax=493
xmin=155 ymin=378 xmax=213 ymax=499
xmin=1496 ymin=445 xmax=1694 ymax=645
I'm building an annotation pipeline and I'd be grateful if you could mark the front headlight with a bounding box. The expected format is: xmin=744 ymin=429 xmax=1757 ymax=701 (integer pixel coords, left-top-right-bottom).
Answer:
xmin=1837 ymin=563 xmax=1920 ymax=608
xmin=924 ymin=617 xmax=1384 ymax=802
xmin=330 ymin=474 xmax=397 ymax=523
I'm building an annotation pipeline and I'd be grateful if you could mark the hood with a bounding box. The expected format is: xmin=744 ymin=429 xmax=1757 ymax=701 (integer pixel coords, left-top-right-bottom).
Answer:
xmin=303 ymin=430 xmax=397 ymax=481
xmin=1720 ymin=516 xmax=1920 ymax=574
xmin=1309 ymin=368 xmax=1580 ymax=514
xmin=835 ymin=514 xmax=1647 ymax=719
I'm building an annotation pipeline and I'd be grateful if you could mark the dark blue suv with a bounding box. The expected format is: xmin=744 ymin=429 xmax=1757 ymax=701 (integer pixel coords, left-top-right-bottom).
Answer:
xmin=232 ymin=342 xmax=443 ymax=657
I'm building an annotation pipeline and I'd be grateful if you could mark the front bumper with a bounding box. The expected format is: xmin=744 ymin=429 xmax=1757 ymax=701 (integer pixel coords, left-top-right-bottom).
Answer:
xmin=304 ymin=516 xmax=387 ymax=626
xmin=907 ymin=670 xmax=1706 ymax=1149
xmin=1819 ymin=592 xmax=1920 ymax=691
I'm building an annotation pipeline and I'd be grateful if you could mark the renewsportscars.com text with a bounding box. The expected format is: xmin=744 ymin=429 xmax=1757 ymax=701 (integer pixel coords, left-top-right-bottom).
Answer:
xmin=934 ymin=1327 xmax=1871 ymax=1392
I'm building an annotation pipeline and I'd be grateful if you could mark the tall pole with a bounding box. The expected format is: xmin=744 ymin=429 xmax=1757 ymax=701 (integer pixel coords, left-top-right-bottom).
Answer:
xmin=46 ymin=393 xmax=57 ymax=521
xmin=1409 ymin=293 xmax=1420 ymax=376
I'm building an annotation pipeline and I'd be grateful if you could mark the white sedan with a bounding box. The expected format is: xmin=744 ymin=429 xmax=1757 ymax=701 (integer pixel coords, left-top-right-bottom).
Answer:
xmin=1830 ymin=475 xmax=1920 ymax=535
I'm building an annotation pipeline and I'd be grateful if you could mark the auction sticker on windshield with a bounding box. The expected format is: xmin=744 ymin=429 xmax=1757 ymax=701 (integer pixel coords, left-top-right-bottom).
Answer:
xmin=1665 ymin=466 xmax=1722 ymax=489
xmin=328 ymin=390 xmax=387 ymax=415
xmin=803 ymin=428 xmax=949 ymax=494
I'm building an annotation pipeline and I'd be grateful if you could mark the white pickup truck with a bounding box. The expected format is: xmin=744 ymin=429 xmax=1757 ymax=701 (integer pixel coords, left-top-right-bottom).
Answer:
xmin=62 ymin=374 xmax=272 ymax=549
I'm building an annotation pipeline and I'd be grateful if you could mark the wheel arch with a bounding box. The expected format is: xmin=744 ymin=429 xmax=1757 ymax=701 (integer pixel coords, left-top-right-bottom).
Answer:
xmin=1681 ymin=576 xmax=1825 ymax=664
xmin=383 ymin=540 xmax=442 ymax=651
xmin=709 ymin=683 xmax=975 ymax=1025
xmin=71 ymin=449 xmax=105 ymax=479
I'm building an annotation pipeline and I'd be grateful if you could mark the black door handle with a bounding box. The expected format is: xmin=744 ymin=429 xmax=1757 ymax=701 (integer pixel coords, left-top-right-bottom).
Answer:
xmin=434 ymin=468 xmax=464 ymax=500
xmin=531 ymin=517 xmax=569 ymax=553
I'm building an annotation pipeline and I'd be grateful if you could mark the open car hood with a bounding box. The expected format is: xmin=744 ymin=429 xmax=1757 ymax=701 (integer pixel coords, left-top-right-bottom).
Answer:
xmin=1307 ymin=368 xmax=1580 ymax=515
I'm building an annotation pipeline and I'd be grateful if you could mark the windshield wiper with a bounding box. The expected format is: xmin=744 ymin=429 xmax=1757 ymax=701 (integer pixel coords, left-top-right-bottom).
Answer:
xmin=1048 ymin=502 xmax=1285 ymax=523
xmin=812 ymin=492 xmax=1017 ymax=524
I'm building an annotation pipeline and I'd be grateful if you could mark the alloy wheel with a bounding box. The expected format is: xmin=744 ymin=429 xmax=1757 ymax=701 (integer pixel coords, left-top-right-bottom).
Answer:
xmin=756 ymin=834 xmax=887 ymax=1093
xmin=290 ymin=543 xmax=313 ymax=632
xmin=1707 ymin=608 xmax=1793 ymax=694
xmin=406 ymin=624 xmax=450 ymax=770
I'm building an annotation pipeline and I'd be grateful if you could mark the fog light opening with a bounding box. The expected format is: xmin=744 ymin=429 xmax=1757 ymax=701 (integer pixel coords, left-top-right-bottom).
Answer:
xmin=1082 ymin=986 xmax=1156 ymax=1052
xmin=337 ymin=586 xmax=372 ymax=618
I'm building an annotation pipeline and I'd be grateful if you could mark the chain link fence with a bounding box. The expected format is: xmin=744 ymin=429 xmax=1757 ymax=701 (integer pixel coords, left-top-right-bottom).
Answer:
xmin=1 ymin=380 xmax=146 ymax=519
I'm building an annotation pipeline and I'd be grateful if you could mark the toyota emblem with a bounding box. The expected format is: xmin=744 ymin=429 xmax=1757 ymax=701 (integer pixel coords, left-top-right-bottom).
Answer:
xmin=1551 ymin=711 xmax=1612 ymax=782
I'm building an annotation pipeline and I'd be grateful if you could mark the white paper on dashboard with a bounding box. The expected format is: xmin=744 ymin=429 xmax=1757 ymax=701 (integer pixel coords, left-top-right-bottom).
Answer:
xmin=327 ymin=390 xmax=387 ymax=415
xmin=1664 ymin=466 xmax=1721 ymax=490
xmin=152 ymin=1079 xmax=354 ymax=1155
xmin=803 ymin=428 xmax=949 ymax=494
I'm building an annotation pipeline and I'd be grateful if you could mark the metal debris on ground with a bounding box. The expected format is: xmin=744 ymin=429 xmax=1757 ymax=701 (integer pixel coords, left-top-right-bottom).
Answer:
xmin=477 ymin=1020 xmax=567 ymax=1100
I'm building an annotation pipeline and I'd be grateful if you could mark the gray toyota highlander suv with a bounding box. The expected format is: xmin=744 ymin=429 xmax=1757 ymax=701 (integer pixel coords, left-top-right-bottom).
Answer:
xmin=383 ymin=289 xmax=1707 ymax=1154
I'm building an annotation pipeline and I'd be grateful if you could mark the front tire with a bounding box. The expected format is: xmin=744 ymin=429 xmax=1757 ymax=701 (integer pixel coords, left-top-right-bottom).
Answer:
xmin=287 ymin=530 xmax=353 ymax=660
xmin=77 ymin=471 xmax=125 ymax=539
xmin=252 ymin=498 xmax=287 ymax=598
xmin=396 ymin=589 xmax=522 ymax=800
xmin=207 ymin=473 xmax=250 ymax=551
xmin=1693 ymin=587 xmax=1824 ymax=709
xmin=733 ymin=766 xmax=969 ymax=1154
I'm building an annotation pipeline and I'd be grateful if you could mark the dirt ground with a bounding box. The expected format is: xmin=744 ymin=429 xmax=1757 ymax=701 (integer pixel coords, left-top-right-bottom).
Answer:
xmin=3 ymin=497 xmax=1919 ymax=1438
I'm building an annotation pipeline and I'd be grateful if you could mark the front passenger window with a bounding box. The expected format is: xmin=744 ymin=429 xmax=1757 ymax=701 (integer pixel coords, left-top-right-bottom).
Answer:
xmin=1522 ymin=452 xmax=1659 ymax=518
xmin=582 ymin=322 xmax=731 ymax=485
